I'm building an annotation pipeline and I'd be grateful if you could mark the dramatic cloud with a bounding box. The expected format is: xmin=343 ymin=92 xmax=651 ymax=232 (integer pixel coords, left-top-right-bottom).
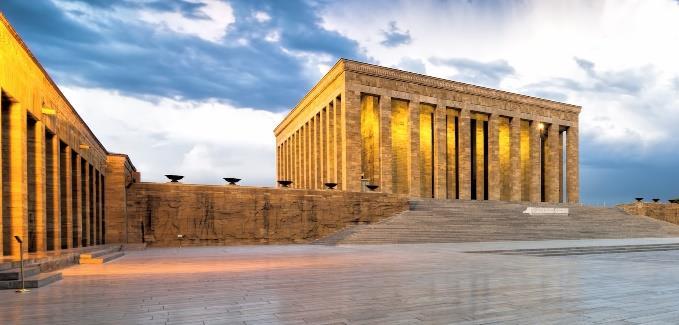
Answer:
xmin=3 ymin=0 xmax=679 ymax=203
xmin=62 ymin=86 xmax=283 ymax=186
xmin=429 ymin=57 xmax=515 ymax=88
xmin=380 ymin=21 xmax=411 ymax=47
xmin=320 ymin=0 xmax=679 ymax=204
xmin=0 ymin=0 xmax=366 ymax=109
xmin=138 ymin=0 xmax=235 ymax=43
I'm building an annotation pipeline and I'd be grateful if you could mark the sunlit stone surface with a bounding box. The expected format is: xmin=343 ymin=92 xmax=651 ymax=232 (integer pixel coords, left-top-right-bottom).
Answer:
xmin=4 ymin=240 xmax=679 ymax=324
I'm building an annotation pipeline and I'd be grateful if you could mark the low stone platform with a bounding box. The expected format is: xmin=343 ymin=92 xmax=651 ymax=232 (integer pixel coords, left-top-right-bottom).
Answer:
xmin=3 ymin=239 xmax=679 ymax=324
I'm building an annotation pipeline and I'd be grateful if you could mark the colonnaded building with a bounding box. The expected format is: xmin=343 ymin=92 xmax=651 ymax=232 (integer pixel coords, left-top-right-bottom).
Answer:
xmin=274 ymin=59 xmax=580 ymax=203
xmin=0 ymin=14 xmax=137 ymax=260
xmin=4 ymin=10 xmax=679 ymax=291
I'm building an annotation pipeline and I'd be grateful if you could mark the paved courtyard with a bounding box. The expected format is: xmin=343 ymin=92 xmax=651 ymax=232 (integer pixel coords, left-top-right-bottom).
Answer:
xmin=4 ymin=239 xmax=679 ymax=324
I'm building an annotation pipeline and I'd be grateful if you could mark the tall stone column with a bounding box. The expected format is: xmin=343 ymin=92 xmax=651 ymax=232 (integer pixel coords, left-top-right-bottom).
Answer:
xmin=60 ymin=145 xmax=72 ymax=249
xmin=299 ymin=123 xmax=309 ymax=188
xmin=314 ymin=115 xmax=320 ymax=189
xmin=545 ymin=124 xmax=560 ymax=203
xmin=309 ymin=119 xmax=315 ymax=189
xmin=530 ymin=121 xmax=542 ymax=202
xmin=98 ymin=171 xmax=104 ymax=244
xmin=509 ymin=117 xmax=522 ymax=201
xmin=309 ymin=118 xmax=315 ymax=190
xmin=91 ymin=168 xmax=98 ymax=245
xmin=289 ymin=139 xmax=293 ymax=182
xmin=408 ymin=100 xmax=420 ymax=197
xmin=434 ymin=105 xmax=447 ymax=199
xmin=316 ymin=107 xmax=328 ymax=189
xmin=293 ymin=132 xmax=298 ymax=188
xmin=7 ymin=102 xmax=28 ymax=256
xmin=558 ymin=130 xmax=564 ymax=203
xmin=0 ymin=91 xmax=3 ymax=256
xmin=327 ymin=102 xmax=335 ymax=184
xmin=73 ymin=154 xmax=82 ymax=247
xmin=46 ymin=133 xmax=61 ymax=251
xmin=83 ymin=162 xmax=90 ymax=246
xmin=445 ymin=110 xmax=458 ymax=199
xmin=566 ymin=126 xmax=580 ymax=203
xmin=301 ymin=128 xmax=305 ymax=188
xmin=336 ymin=96 xmax=345 ymax=190
xmin=488 ymin=115 xmax=501 ymax=201
xmin=310 ymin=119 xmax=315 ymax=189
xmin=28 ymin=120 xmax=47 ymax=253
xmin=379 ymin=95 xmax=393 ymax=193
xmin=304 ymin=124 xmax=308 ymax=189
xmin=458 ymin=109 xmax=471 ymax=200
xmin=344 ymin=90 xmax=361 ymax=192
xmin=475 ymin=118 xmax=485 ymax=200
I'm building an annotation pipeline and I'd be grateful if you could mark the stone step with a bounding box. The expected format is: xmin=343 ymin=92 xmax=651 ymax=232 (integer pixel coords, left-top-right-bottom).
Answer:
xmin=0 ymin=266 xmax=41 ymax=281
xmin=472 ymin=243 xmax=679 ymax=257
xmin=79 ymin=246 xmax=121 ymax=259
xmin=0 ymin=271 xmax=62 ymax=290
xmin=79 ymin=251 xmax=125 ymax=264
xmin=320 ymin=200 xmax=679 ymax=245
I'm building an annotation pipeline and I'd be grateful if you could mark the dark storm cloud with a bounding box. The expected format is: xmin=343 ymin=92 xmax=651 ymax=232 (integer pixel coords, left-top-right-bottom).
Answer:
xmin=380 ymin=21 xmax=412 ymax=47
xmin=0 ymin=0 xmax=366 ymax=111
xmin=429 ymin=57 xmax=515 ymax=88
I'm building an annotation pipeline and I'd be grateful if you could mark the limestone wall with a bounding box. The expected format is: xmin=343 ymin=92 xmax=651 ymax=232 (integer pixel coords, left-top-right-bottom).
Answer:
xmin=126 ymin=183 xmax=409 ymax=246
xmin=619 ymin=203 xmax=679 ymax=225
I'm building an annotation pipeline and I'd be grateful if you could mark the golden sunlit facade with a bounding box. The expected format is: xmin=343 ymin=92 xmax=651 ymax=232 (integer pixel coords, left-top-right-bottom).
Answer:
xmin=274 ymin=59 xmax=581 ymax=204
xmin=0 ymin=14 xmax=136 ymax=258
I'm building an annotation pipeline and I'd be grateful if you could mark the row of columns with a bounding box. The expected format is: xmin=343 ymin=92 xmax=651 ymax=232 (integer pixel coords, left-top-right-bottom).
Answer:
xmin=277 ymin=95 xmax=344 ymax=190
xmin=274 ymin=91 xmax=579 ymax=204
xmin=1 ymin=91 xmax=106 ymax=257
xmin=358 ymin=93 xmax=578 ymax=203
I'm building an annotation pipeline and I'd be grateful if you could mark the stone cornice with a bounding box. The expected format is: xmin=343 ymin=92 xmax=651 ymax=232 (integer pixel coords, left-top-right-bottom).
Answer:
xmin=273 ymin=60 xmax=345 ymax=136
xmin=343 ymin=59 xmax=582 ymax=114
xmin=0 ymin=12 xmax=109 ymax=154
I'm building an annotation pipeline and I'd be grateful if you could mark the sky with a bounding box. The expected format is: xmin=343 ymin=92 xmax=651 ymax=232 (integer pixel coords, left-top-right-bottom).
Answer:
xmin=1 ymin=0 xmax=678 ymax=205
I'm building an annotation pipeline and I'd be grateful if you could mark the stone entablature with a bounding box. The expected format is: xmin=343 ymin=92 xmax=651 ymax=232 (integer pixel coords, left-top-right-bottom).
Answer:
xmin=275 ymin=58 xmax=581 ymax=204
xmin=344 ymin=60 xmax=580 ymax=116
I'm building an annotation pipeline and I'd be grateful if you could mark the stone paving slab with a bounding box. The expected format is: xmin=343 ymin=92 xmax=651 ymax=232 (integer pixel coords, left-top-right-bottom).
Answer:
xmin=3 ymin=240 xmax=679 ymax=324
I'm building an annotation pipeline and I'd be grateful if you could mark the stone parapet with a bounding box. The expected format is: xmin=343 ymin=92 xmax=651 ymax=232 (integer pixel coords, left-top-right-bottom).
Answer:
xmin=126 ymin=183 xmax=409 ymax=246
xmin=619 ymin=202 xmax=679 ymax=225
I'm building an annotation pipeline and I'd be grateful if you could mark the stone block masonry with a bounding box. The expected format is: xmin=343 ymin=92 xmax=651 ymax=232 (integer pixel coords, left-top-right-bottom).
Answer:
xmin=126 ymin=183 xmax=409 ymax=247
xmin=274 ymin=59 xmax=581 ymax=203
xmin=0 ymin=13 xmax=135 ymax=257
xmin=620 ymin=202 xmax=679 ymax=225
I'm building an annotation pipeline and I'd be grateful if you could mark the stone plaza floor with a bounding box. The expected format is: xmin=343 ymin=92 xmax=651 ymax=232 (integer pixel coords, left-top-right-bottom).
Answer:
xmin=4 ymin=238 xmax=679 ymax=324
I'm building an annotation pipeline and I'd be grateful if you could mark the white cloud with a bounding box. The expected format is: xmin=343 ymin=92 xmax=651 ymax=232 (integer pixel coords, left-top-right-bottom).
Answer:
xmin=253 ymin=11 xmax=271 ymax=23
xmin=320 ymin=0 xmax=679 ymax=152
xmin=139 ymin=0 xmax=235 ymax=43
xmin=264 ymin=30 xmax=280 ymax=42
xmin=62 ymin=87 xmax=285 ymax=186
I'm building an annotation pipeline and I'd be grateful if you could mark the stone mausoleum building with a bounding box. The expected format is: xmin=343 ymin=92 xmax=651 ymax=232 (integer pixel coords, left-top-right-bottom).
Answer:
xmin=274 ymin=59 xmax=581 ymax=203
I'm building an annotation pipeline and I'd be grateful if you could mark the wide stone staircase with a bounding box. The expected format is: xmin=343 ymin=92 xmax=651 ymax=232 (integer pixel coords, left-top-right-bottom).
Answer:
xmin=314 ymin=199 xmax=679 ymax=245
